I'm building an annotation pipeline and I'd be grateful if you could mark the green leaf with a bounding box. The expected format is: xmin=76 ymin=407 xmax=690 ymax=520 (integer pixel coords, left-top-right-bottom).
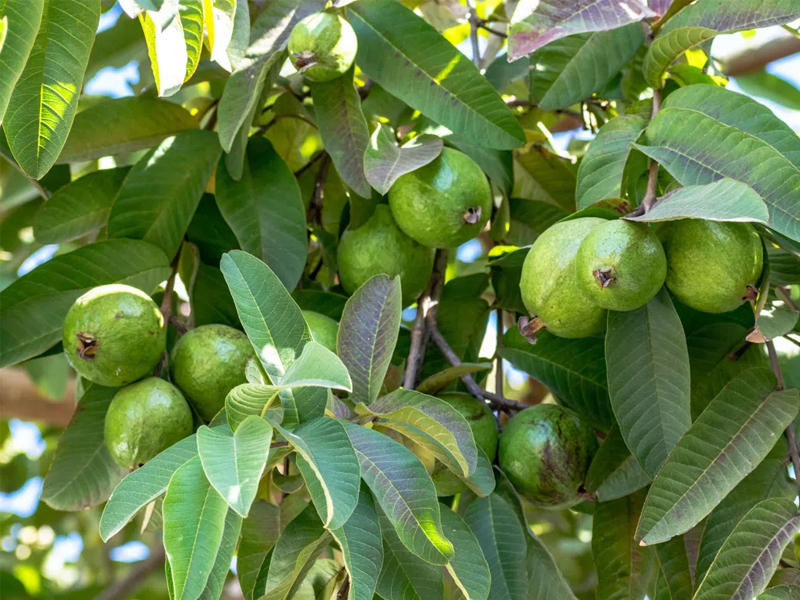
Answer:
xmin=238 ymin=501 xmax=281 ymax=600
xmin=585 ymin=426 xmax=651 ymax=503
xmin=605 ymin=288 xmax=692 ymax=478
xmin=694 ymin=498 xmax=800 ymax=600
xmin=199 ymin=508 xmax=242 ymax=600
xmin=356 ymin=388 xmax=479 ymax=477
xmin=119 ymin=0 xmax=165 ymax=17
xmin=108 ymin=131 xmax=221 ymax=258
xmin=500 ymin=328 xmax=614 ymax=430
xmin=3 ymin=0 xmax=99 ymax=178
xmin=281 ymin=342 xmax=352 ymax=391
xmin=513 ymin=146 xmax=577 ymax=212
xmin=203 ymin=0 xmax=236 ymax=70
xmin=752 ymin=302 xmax=800 ymax=343
xmin=635 ymin=85 xmax=800 ymax=245
xmin=163 ymin=457 xmax=228 ymax=600
xmin=338 ymin=275 xmax=402 ymax=406
xmin=344 ymin=423 xmax=454 ymax=565
xmin=644 ymin=0 xmax=800 ymax=87
xmin=626 ymin=179 xmax=770 ymax=224
xmin=737 ymin=70 xmax=800 ymax=112
xmin=262 ymin=504 xmax=332 ymax=600
xmin=41 ymin=381 xmax=126 ymax=511
xmin=655 ymin=536 xmax=694 ymax=600
xmin=506 ymin=199 xmax=570 ymax=247
xmin=329 ymin=484 xmax=383 ymax=600
xmin=364 ymin=124 xmax=443 ymax=196
xmin=180 ymin=0 xmax=204 ymax=81
xmin=530 ymin=24 xmax=644 ymax=111
xmin=440 ymin=505 xmax=491 ymax=600
xmin=508 ymin=0 xmax=655 ymax=60
xmin=216 ymin=137 xmax=307 ymax=290
xmin=309 ymin=65 xmax=371 ymax=198
xmin=349 ymin=0 xmax=524 ymax=151
xmin=0 ymin=0 xmax=43 ymax=125
xmin=636 ymin=368 xmax=800 ymax=545
xmin=279 ymin=418 xmax=361 ymax=530
xmin=0 ymin=239 xmax=170 ymax=368
xmin=592 ymin=490 xmax=655 ymax=600
xmin=526 ymin=534 xmax=578 ymax=600
xmin=464 ymin=494 xmax=527 ymax=600
xmin=33 ymin=167 xmax=130 ymax=244
xmin=58 ymin=97 xmax=198 ymax=163
xmin=576 ymin=115 xmax=646 ymax=210
xmin=221 ymin=250 xmax=312 ymax=382
xmin=757 ymin=585 xmax=800 ymax=600
xmin=415 ymin=363 xmax=492 ymax=396
xmin=197 ymin=417 xmax=273 ymax=517
xmin=139 ymin=0 xmax=188 ymax=97
xmin=225 ymin=0 xmax=248 ymax=69
xmin=100 ymin=435 xmax=199 ymax=542
xmin=224 ymin=384 xmax=283 ymax=431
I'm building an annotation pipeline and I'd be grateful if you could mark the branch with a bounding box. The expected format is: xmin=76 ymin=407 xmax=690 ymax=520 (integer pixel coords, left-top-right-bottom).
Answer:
xmin=91 ymin=545 xmax=166 ymax=600
xmin=495 ymin=308 xmax=504 ymax=398
xmin=767 ymin=340 xmax=800 ymax=498
xmin=723 ymin=35 xmax=800 ymax=77
xmin=0 ymin=368 xmax=76 ymax=427
xmin=629 ymin=88 xmax=663 ymax=217
xmin=404 ymin=249 xmax=449 ymax=390
xmin=466 ymin=0 xmax=481 ymax=68
xmin=776 ymin=286 xmax=800 ymax=312
xmin=306 ymin=153 xmax=330 ymax=226
xmin=155 ymin=248 xmax=182 ymax=376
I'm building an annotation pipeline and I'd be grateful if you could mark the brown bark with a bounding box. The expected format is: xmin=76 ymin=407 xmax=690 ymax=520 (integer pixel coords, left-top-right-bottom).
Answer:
xmin=0 ymin=368 xmax=76 ymax=427
xmin=723 ymin=36 xmax=800 ymax=77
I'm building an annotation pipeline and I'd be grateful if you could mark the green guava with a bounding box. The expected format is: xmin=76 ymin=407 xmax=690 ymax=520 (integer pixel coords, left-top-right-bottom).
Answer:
xmin=338 ymin=204 xmax=434 ymax=307
xmin=431 ymin=392 xmax=499 ymax=495
xmin=104 ymin=377 xmax=193 ymax=470
xmin=519 ymin=218 xmax=608 ymax=339
xmin=498 ymin=403 xmax=597 ymax=509
xmin=656 ymin=219 xmax=764 ymax=314
xmin=62 ymin=284 xmax=166 ymax=387
xmin=170 ymin=324 xmax=254 ymax=422
xmin=575 ymin=219 xmax=667 ymax=311
xmin=303 ymin=311 xmax=339 ymax=353
xmin=388 ymin=148 xmax=492 ymax=248
xmin=287 ymin=11 xmax=357 ymax=82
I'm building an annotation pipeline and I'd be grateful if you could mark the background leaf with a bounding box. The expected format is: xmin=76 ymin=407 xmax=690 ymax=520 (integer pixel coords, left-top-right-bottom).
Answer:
xmin=139 ymin=0 xmax=188 ymax=97
xmin=513 ymin=146 xmax=577 ymax=212
xmin=238 ymin=501 xmax=281 ymax=600
xmin=204 ymin=0 xmax=236 ymax=70
xmin=0 ymin=0 xmax=43 ymax=124
xmin=526 ymin=534 xmax=579 ymax=600
xmin=281 ymin=342 xmax=352 ymax=391
xmin=440 ymin=505 xmax=491 ymax=600
xmin=364 ymin=125 xmax=443 ymax=196
xmin=198 ymin=508 xmax=242 ymax=600
xmin=585 ymin=426 xmax=651 ymax=502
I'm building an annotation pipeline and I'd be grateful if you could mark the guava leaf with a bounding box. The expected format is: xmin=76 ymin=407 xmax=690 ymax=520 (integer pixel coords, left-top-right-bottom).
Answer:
xmin=281 ymin=342 xmax=352 ymax=391
xmin=508 ymin=0 xmax=655 ymax=60
xmin=605 ymin=288 xmax=692 ymax=478
xmin=337 ymin=275 xmax=401 ymax=406
xmin=0 ymin=0 xmax=43 ymax=125
xmin=507 ymin=199 xmax=570 ymax=247
xmin=309 ymin=65 xmax=371 ymax=198
xmin=694 ymin=499 xmax=800 ymax=600
xmin=636 ymin=368 xmax=799 ymax=545
xmin=626 ymin=179 xmax=770 ymax=224
xmin=440 ymin=506 xmax=491 ymax=600
xmin=526 ymin=533 xmax=579 ymax=600
xmin=138 ymin=0 xmax=187 ymax=97
xmin=654 ymin=536 xmax=693 ymax=600
xmin=0 ymin=239 xmax=170 ymax=368
xmin=225 ymin=0 xmax=248 ymax=69
xmin=349 ymin=0 xmax=524 ymax=151
xmin=464 ymin=494 xmax=527 ymax=600
xmin=197 ymin=417 xmax=273 ymax=517
xmin=203 ymin=0 xmax=236 ymax=71
xmin=364 ymin=125 xmax=443 ymax=196
xmin=415 ymin=363 xmax=492 ymax=396
xmin=344 ymin=423 xmax=454 ymax=565
xmin=277 ymin=418 xmax=361 ymax=530
xmin=33 ymin=167 xmax=131 ymax=244
xmin=41 ymin=381 xmax=127 ymax=512
xmin=3 ymin=0 xmax=100 ymax=179
xmin=163 ymin=457 xmax=228 ymax=600
xmin=58 ymin=97 xmax=198 ymax=164
xmin=100 ymin=434 xmax=199 ymax=541
xmin=108 ymin=130 xmax=221 ymax=258
xmin=119 ymin=0 xmax=164 ymax=17
xmin=585 ymin=426 xmax=651 ymax=503
xmin=215 ymin=137 xmax=307 ymax=291
xmin=238 ymin=501 xmax=281 ymax=600
xmin=737 ymin=70 xmax=800 ymax=112
xmin=224 ymin=384 xmax=282 ymax=431
xmin=199 ymin=508 xmax=242 ymax=600
xmin=576 ymin=115 xmax=647 ymax=210
xmin=513 ymin=146 xmax=577 ymax=212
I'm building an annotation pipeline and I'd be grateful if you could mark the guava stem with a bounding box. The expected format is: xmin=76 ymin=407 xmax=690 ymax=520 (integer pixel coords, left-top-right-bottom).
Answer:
xmin=517 ymin=316 xmax=545 ymax=344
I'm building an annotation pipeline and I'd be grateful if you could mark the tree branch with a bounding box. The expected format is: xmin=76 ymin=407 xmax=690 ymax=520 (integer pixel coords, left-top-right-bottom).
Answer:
xmin=91 ymin=545 xmax=166 ymax=600
xmin=306 ymin=153 xmax=330 ymax=226
xmin=767 ymin=340 xmax=800 ymax=498
xmin=495 ymin=308 xmax=504 ymax=398
xmin=722 ymin=35 xmax=800 ymax=77
xmin=466 ymin=0 xmax=481 ymax=68
xmin=0 ymin=368 xmax=76 ymax=427
xmin=628 ymin=88 xmax=663 ymax=217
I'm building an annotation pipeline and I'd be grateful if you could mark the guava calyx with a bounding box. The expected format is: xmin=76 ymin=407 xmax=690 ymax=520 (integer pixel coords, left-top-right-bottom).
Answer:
xmin=517 ymin=316 xmax=545 ymax=344
xmin=76 ymin=332 xmax=99 ymax=360
xmin=463 ymin=206 xmax=482 ymax=225
xmin=593 ymin=268 xmax=617 ymax=288
xmin=742 ymin=285 xmax=758 ymax=302
xmin=291 ymin=51 xmax=318 ymax=72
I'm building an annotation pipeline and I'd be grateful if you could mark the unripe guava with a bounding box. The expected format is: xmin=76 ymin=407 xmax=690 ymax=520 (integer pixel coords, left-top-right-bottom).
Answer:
xmin=498 ymin=404 xmax=597 ymax=509
xmin=104 ymin=377 xmax=193 ymax=470
xmin=338 ymin=204 xmax=434 ymax=307
xmin=388 ymin=148 xmax=492 ymax=248
xmin=656 ymin=219 xmax=763 ymax=314
xmin=62 ymin=284 xmax=166 ymax=387
xmin=431 ymin=392 xmax=499 ymax=495
xmin=519 ymin=218 xmax=607 ymax=338
xmin=303 ymin=311 xmax=339 ymax=353
xmin=170 ymin=324 xmax=254 ymax=422
xmin=288 ymin=11 xmax=357 ymax=82
xmin=575 ymin=219 xmax=667 ymax=311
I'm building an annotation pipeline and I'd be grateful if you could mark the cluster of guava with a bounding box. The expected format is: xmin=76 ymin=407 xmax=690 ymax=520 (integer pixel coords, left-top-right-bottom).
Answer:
xmin=521 ymin=217 xmax=764 ymax=338
xmin=61 ymin=284 xmax=343 ymax=471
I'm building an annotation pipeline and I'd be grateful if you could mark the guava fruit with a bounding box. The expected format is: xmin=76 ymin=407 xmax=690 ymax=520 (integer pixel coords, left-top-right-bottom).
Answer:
xmin=519 ymin=218 xmax=608 ymax=339
xmin=338 ymin=204 xmax=434 ymax=307
xmin=170 ymin=324 xmax=254 ymax=422
xmin=575 ymin=219 xmax=667 ymax=311
xmin=62 ymin=284 xmax=166 ymax=387
xmin=656 ymin=219 xmax=764 ymax=314
xmin=498 ymin=403 xmax=597 ymax=509
xmin=388 ymin=148 xmax=492 ymax=248
xmin=287 ymin=11 xmax=357 ymax=82
xmin=431 ymin=392 xmax=499 ymax=495
xmin=303 ymin=311 xmax=339 ymax=353
xmin=104 ymin=377 xmax=193 ymax=470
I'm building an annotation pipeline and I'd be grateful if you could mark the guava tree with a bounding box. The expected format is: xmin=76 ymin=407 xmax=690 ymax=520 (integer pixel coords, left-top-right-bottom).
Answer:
xmin=1 ymin=1 xmax=800 ymax=600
